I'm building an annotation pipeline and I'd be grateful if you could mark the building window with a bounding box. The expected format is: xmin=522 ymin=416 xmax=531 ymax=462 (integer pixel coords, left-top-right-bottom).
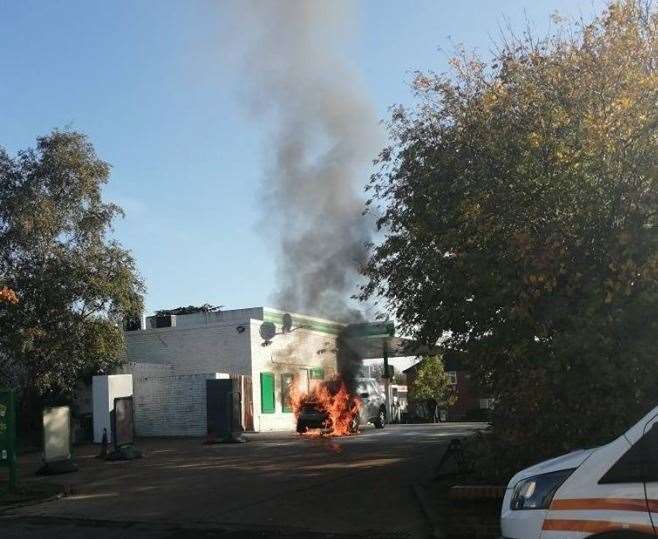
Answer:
xmin=281 ymin=374 xmax=294 ymax=413
xmin=260 ymin=372 xmax=275 ymax=413
xmin=446 ymin=371 xmax=458 ymax=386
xmin=309 ymin=368 xmax=324 ymax=380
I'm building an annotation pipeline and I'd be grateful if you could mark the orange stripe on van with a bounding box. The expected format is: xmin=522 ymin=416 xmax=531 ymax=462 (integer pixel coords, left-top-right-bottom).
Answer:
xmin=550 ymin=498 xmax=650 ymax=512
xmin=542 ymin=519 xmax=655 ymax=534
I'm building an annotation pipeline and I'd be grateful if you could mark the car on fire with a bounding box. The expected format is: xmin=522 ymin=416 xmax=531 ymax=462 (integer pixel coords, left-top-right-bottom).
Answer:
xmin=296 ymin=377 xmax=386 ymax=434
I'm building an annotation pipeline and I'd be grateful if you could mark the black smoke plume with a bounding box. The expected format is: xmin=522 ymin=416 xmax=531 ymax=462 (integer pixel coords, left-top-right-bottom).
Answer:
xmin=233 ymin=1 xmax=381 ymax=322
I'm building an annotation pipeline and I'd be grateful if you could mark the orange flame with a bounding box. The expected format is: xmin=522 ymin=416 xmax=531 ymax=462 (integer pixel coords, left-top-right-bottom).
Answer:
xmin=291 ymin=376 xmax=361 ymax=437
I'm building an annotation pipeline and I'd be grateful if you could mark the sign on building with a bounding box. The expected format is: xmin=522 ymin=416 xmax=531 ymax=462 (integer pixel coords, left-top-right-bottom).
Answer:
xmin=0 ymin=388 xmax=17 ymax=490
xmin=309 ymin=368 xmax=325 ymax=380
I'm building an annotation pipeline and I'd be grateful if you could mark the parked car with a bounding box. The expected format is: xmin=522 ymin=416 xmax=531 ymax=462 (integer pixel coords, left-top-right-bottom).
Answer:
xmin=356 ymin=377 xmax=386 ymax=429
xmin=501 ymin=404 xmax=658 ymax=538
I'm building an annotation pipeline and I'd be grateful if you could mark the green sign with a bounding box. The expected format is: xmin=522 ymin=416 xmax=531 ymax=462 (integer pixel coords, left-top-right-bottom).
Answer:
xmin=309 ymin=368 xmax=325 ymax=380
xmin=0 ymin=389 xmax=17 ymax=490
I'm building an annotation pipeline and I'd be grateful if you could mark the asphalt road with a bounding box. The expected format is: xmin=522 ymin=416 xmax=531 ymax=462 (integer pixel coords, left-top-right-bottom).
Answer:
xmin=1 ymin=423 xmax=485 ymax=538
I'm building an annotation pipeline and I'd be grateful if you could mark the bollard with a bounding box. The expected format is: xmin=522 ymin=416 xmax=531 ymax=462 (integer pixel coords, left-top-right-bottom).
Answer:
xmin=97 ymin=428 xmax=108 ymax=459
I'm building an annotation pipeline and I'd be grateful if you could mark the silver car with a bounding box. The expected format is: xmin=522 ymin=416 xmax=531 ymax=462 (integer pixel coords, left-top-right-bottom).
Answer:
xmin=356 ymin=378 xmax=386 ymax=429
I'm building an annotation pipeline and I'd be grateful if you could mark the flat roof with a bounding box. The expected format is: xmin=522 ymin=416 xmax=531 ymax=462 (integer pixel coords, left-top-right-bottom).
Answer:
xmin=142 ymin=307 xmax=432 ymax=358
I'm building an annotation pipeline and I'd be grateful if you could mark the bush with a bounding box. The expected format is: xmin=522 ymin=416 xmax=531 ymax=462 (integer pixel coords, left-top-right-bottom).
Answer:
xmin=362 ymin=0 xmax=658 ymax=469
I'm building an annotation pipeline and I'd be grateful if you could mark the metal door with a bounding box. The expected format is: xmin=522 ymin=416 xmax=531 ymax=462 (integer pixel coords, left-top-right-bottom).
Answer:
xmin=206 ymin=379 xmax=234 ymax=437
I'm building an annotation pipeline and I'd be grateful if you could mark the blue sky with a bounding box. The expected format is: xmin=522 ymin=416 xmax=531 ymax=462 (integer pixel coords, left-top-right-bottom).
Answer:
xmin=0 ymin=0 xmax=603 ymax=315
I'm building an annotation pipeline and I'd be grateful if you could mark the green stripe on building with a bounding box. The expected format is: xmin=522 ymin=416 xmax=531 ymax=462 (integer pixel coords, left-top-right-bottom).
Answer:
xmin=263 ymin=309 xmax=395 ymax=338
xmin=263 ymin=309 xmax=345 ymax=335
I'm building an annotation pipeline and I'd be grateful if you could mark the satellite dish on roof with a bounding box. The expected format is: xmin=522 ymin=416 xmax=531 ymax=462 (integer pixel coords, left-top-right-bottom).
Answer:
xmin=282 ymin=313 xmax=293 ymax=333
xmin=259 ymin=321 xmax=276 ymax=342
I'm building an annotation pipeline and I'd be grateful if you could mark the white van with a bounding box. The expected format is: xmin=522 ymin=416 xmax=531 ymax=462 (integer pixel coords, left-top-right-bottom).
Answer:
xmin=501 ymin=405 xmax=658 ymax=538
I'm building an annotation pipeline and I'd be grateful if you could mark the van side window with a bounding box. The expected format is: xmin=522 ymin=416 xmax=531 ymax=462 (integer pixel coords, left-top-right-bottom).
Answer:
xmin=600 ymin=423 xmax=658 ymax=484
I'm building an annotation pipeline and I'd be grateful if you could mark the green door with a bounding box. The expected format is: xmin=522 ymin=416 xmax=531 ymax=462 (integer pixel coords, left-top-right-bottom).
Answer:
xmin=260 ymin=373 xmax=275 ymax=413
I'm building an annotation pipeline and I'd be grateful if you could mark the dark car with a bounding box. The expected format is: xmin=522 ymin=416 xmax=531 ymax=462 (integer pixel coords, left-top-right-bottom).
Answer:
xmin=295 ymin=398 xmax=359 ymax=434
xmin=295 ymin=378 xmax=386 ymax=434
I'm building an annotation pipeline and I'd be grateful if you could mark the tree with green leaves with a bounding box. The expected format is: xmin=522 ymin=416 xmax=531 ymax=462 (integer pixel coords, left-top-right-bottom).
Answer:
xmin=155 ymin=304 xmax=222 ymax=317
xmin=411 ymin=356 xmax=457 ymax=418
xmin=362 ymin=0 xmax=658 ymax=475
xmin=0 ymin=130 xmax=144 ymax=425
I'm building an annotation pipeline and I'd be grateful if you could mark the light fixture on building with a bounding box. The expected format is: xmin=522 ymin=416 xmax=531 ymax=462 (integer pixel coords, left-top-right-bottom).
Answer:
xmin=236 ymin=325 xmax=246 ymax=334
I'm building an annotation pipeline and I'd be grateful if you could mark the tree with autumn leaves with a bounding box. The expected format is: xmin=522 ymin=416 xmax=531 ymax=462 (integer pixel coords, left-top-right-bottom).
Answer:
xmin=0 ymin=131 xmax=144 ymax=426
xmin=0 ymin=287 xmax=18 ymax=305
xmin=362 ymin=0 xmax=657 ymax=477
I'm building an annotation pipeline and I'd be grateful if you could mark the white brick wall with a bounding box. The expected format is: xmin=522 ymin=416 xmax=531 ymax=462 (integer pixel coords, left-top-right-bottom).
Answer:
xmin=133 ymin=373 xmax=227 ymax=437
xmin=118 ymin=362 xmax=175 ymax=377
xmin=124 ymin=321 xmax=253 ymax=375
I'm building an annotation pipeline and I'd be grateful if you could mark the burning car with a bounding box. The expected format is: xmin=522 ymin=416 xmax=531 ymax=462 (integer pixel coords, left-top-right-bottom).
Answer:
xmin=295 ymin=377 xmax=386 ymax=435
xmin=295 ymin=398 xmax=360 ymax=434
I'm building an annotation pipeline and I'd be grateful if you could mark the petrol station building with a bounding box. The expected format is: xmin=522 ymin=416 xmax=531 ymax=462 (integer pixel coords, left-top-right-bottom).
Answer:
xmin=88 ymin=307 xmax=410 ymax=440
